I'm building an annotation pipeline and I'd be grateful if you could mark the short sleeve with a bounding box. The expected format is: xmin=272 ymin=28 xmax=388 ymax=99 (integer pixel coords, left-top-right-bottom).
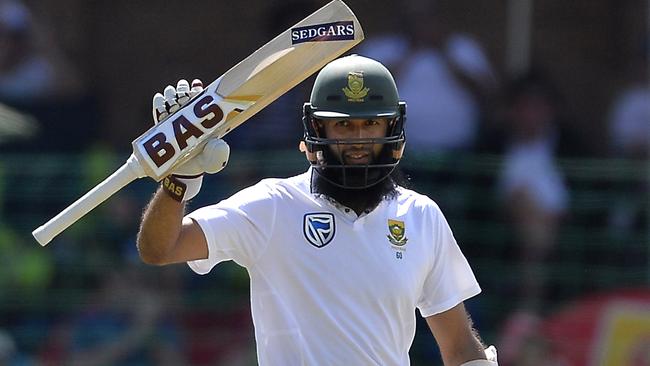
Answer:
xmin=416 ymin=205 xmax=481 ymax=317
xmin=186 ymin=183 xmax=276 ymax=274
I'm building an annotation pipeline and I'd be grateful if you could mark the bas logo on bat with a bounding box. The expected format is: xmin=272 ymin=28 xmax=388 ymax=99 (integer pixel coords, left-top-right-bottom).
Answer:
xmin=291 ymin=21 xmax=354 ymax=44
xmin=142 ymin=93 xmax=225 ymax=168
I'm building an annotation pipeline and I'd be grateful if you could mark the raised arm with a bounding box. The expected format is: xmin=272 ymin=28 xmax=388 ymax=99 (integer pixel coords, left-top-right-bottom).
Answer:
xmin=137 ymin=188 xmax=208 ymax=265
xmin=136 ymin=79 xmax=229 ymax=265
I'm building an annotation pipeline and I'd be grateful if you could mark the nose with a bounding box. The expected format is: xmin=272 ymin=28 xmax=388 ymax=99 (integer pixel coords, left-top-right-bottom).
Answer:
xmin=353 ymin=125 xmax=365 ymax=139
xmin=347 ymin=126 xmax=366 ymax=148
xmin=348 ymin=121 xmax=372 ymax=138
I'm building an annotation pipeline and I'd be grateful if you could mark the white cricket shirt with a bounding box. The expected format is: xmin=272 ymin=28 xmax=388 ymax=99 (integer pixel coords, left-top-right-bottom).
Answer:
xmin=186 ymin=170 xmax=481 ymax=365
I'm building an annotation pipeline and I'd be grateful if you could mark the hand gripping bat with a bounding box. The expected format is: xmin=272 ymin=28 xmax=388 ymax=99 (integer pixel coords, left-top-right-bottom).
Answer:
xmin=32 ymin=0 xmax=364 ymax=246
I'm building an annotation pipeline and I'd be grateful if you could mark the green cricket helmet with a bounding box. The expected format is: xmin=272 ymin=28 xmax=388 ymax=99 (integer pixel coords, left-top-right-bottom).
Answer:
xmin=302 ymin=54 xmax=407 ymax=189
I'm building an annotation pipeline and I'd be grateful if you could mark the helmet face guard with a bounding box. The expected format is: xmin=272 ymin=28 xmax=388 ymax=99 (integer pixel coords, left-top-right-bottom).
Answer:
xmin=302 ymin=102 xmax=406 ymax=189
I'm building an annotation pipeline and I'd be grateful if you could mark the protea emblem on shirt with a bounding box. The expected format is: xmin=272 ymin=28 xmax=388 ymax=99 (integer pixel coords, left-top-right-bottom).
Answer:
xmin=342 ymin=72 xmax=369 ymax=102
xmin=387 ymin=219 xmax=408 ymax=247
xmin=304 ymin=213 xmax=335 ymax=248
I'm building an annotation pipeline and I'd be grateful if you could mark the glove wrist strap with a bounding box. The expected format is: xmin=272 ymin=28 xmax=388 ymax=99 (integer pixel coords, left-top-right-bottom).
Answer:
xmin=162 ymin=174 xmax=203 ymax=202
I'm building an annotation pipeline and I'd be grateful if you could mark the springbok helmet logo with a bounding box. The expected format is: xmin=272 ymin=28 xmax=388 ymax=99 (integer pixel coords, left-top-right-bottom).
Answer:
xmin=342 ymin=71 xmax=369 ymax=102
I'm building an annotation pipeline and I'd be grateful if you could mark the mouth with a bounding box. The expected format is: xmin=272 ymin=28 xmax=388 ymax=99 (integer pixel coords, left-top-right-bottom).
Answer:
xmin=342 ymin=150 xmax=371 ymax=164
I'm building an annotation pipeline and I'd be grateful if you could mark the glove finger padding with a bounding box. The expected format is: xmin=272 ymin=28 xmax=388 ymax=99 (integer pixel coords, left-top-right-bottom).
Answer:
xmin=152 ymin=92 xmax=167 ymax=123
xmin=190 ymin=79 xmax=204 ymax=97
xmin=152 ymin=79 xmax=204 ymax=123
xmin=176 ymin=79 xmax=191 ymax=106
xmin=164 ymin=84 xmax=180 ymax=114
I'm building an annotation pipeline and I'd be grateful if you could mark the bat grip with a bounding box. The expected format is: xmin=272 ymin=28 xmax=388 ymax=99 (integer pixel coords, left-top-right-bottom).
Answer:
xmin=32 ymin=154 xmax=146 ymax=246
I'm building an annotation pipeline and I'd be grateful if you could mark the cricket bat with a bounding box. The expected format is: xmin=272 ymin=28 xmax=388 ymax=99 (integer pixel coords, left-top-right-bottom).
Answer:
xmin=32 ymin=0 xmax=364 ymax=246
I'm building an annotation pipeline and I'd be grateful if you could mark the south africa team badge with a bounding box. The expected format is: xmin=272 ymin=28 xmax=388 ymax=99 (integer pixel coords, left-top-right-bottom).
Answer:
xmin=304 ymin=213 xmax=336 ymax=248
xmin=387 ymin=219 xmax=408 ymax=248
xmin=342 ymin=71 xmax=369 ymax=102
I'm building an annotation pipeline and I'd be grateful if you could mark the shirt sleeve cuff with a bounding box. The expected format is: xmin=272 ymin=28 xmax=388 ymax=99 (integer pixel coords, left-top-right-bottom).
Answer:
xmin=185 ymin=215 xmax=218 ymax=275
xmin=418 ymin=284 xmax=482 ymax=318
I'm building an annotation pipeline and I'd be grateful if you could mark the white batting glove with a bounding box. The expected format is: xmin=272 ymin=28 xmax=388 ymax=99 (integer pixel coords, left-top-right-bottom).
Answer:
xmin=152 ymin=79 xmax=230 ymax=202
xmin=460 ymin=345 xmax=498 ymax=366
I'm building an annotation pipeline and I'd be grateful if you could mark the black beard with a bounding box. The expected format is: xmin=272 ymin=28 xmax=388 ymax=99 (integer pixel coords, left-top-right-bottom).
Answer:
xmin=311 ymin=167 xmax=400 ymax=215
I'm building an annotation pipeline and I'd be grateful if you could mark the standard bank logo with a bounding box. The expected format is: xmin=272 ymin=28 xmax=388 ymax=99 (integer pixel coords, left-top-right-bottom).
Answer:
xmin=303 ymin=213 xmax=335 ymax=248
xmin=291 ymin=21 xmax=355 ymax=44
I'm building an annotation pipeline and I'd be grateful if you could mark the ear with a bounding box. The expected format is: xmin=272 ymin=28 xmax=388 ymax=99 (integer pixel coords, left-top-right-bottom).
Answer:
xmin=299 ymin=140 xmax=318 ymax=163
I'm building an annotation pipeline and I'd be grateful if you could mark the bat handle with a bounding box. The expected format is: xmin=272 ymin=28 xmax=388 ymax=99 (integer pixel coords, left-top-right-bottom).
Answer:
xmin=32 ymin=154 xmax=146 ymax=246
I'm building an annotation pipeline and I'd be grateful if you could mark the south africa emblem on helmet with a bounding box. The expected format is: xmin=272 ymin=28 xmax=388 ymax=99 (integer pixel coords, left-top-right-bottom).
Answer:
xmin=342 ymin=71 xmax=369 ymax=102
xmin=387 ymin=219 xmax=408 ymax=248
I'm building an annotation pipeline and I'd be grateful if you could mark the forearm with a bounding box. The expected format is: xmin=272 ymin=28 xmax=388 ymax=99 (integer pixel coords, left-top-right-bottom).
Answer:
xmin=442 ymin=333 xmax=486 ymax=366
xmin=137 ymin=188 xmax=185 ymax=264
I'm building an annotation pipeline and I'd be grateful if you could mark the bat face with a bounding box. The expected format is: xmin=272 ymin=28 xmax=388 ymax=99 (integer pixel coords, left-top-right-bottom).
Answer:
xmin=131 ymin=0 xmax=364 ymax=181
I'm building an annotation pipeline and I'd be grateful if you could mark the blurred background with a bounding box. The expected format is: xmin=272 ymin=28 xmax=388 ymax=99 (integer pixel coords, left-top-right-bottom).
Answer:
xmin=0 ymin=0 xmax=647 ymax=364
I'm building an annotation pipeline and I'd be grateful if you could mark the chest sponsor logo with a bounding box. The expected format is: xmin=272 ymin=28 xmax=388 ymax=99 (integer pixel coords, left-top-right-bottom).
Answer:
xmin=303 ymin=213 xmax=335 ymax=248
xmin=387 ymin=219 xmax=408 ymax=248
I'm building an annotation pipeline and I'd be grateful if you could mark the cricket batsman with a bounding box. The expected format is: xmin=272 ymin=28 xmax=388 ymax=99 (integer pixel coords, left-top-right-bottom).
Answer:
xmin=137 ymin=55 xmax=498 ymax=365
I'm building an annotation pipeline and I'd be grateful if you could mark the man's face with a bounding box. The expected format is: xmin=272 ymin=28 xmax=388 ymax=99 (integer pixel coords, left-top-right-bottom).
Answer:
xmin=318 ymin=118 xmax=391 ymax=165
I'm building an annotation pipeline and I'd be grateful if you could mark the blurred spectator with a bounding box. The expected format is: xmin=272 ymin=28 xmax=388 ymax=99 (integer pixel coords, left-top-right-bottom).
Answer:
xmin=0 ymin=331 xmax=15 ymax=363
xmin=388 ymin=2 xmax=498 ymax=154
xmin=607 ymin=40 xmax=649 ymax=159
xmin=496 ymin=70 xmax=569 ymax=365
xmin=498 ymin=70 xmax=569 ymax=307
xmin=356 ymin=33 xmax=409 ymax=72
xmin=40 ymin=266 xmax=185 ymax=366
xmin=0 ymin=0 xmax=81 ymax=102
xmin=357 ymin=3 xmax=498 ymax=219
xmin=0 ymin=0 xmax=95 ymax=152
xmin=606 ymin=40 xmax=648 ymax=236
xmin=608 ymin=83 xmax=649 ymax=159
xmin=0 ymin=0 xmax=54 ymax=102
xmin=0 ymin=329 xmax=37 ymax=365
